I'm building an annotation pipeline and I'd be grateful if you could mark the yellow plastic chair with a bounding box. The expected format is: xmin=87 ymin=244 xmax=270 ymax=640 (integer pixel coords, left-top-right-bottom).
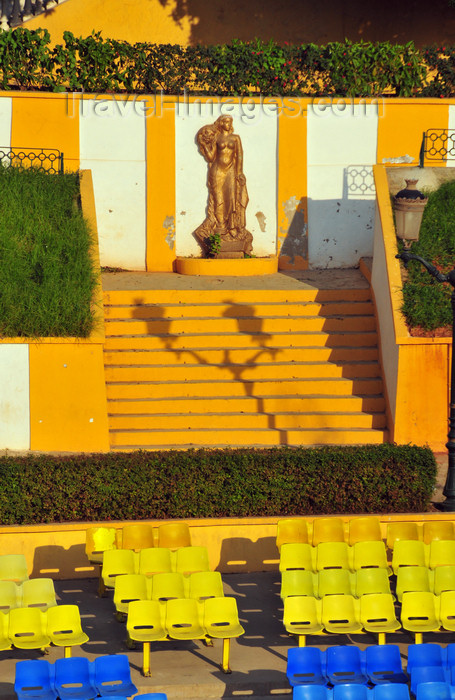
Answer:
xmin=113 ymin=574 xmax=149 ymax=618
xmin=150 ymin=572 xmax=185 ymax=602
xmin=280 ymin=570 xmax=316 ymax=600
xmin=317 ymin=569 xmax=353 ymax=598
xmin=165 ymin=597 xmax=207 ymax=641
xmin=121 ymin=524 xmax=156 ymax=551
xmin=429 ymin=540 xmax=455 ymax=569
xmin=315 ymin=542 xmax=351 ymax=572
xmin=386 ymin=522 xmax=420 ymax=550
xmin=276 ymin=519 xmax=309 ymax=552
xmin=21 ymin=578 xmax=57 ymax=611
xmin=8 ymin=607 xmax=50 ymax=651
xmin=438 ymin=590 xmax=455 ymax=631
xmin=400 ymin=591 xmax=440 ymax=643
xmin=174 ymin=546 xmax=210 ymax=576
xmin=46 ymin=604 xmax=89 ymax=657
xmin=279 ymin=543 xmax=314 ymax=572
xmin=138 ymin=548 xmax=173 ymax=577
xmin=204 ymin=596 xmax=245 ymax=673
xmin=395 ymin=566 xmax=432 ymax=602
xmin=157 ymin=522 xmax=191 ymax=549
xmin=359 ymin=593 xmax=401 ymax=644
xmin=283 ymin=595 xmax=323 ymax=647
xmin=85 ymin=527 xmax=117 ymax=564
xmin=423 ymin=521 xmax=455 ymax=544
xmin=101 ymin=549 xmax=137 ymax=592
xmin=354 ymin=569 xmax=391 ymax=598
xmin=433 ymin=565 xmax=455 ymax=595
xmin=348 ymin=517 xmax=382 ymax=545
xmin=126 ymin=600 xmax=167 ymax=677
xmin=321 ymin=594 xmax=362 ymax=635
xmin=188 ymin=571 xmax=224 ymax=601
xmin=0 ymin=580 xmax=20 ymax=612
xmin=0 ymin=554 xmax=29 ymax=584
xmin=312 ymin=517 xmax=346 ymax=546
xmin=391 ymin=540 xmax=427 ymax=575
xmin=352 ymin=541 xmax=391 ymax=574
xmin=0 ymin=612 xmax=11 ymax=651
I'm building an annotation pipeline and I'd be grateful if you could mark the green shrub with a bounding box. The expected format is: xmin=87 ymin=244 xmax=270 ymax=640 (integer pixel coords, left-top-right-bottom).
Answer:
xmin=0 ymin=445 xmax=436 ymax=524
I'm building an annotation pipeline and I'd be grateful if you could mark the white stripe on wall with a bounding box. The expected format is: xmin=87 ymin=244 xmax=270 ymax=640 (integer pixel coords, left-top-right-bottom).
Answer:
xmin=0 ymin=344 xmax=30 ymax=450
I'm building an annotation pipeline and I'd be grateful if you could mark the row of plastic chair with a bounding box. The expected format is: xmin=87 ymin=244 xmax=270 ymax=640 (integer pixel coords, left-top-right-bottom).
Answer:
xmin=126 ymin=596 xmax=244 ymax=676
xmin=396 ymin=565 xmax=455 ymax=601
xmin=15 ymin=654 xmax=139 ymax=700
xmin=286 ymin=644 xmax=409 ymax=687
xmin=0 ymin=604 xmax=88 ymax=657
xmin=0 ymin=577 xmax=56 ymax=612
xmin=292 ymin=685 xmax=410 ymax=700
xmin=281 ymin=569 xmax=392 ymax=600
xmin=277 ymin=518 xmax=455 ymax=551
xmin=86 ymin=522 xmax=192 ymax=563
xmin=279 ymin=542 xmax=391 ymax=574
xmin=101 ymin=546 xmax=210 ymax=593
xmin=113 ymin=571 xmax=224 ymax=616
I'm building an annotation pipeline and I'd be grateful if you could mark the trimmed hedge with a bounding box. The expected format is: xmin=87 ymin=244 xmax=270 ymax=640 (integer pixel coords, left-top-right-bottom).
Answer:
xmin=0 ymin=445 xmax=437 ymax=525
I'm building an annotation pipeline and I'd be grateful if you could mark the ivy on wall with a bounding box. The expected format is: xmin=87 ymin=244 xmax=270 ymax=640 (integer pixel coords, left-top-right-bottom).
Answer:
xmin=0 ymin=28 xmax=453 ymax=96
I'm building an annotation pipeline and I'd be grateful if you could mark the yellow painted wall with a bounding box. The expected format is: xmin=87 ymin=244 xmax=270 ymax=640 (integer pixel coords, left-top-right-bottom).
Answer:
xmin=23 ymin=0 xmax=455 ymax=48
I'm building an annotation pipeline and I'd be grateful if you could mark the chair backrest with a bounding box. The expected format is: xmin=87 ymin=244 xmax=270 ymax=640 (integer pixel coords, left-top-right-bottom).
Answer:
xmin=85 ymin=527 xmax=117 ymax=563
xmin=188 ymin=571 xmax=224 ymax=601
xmin=429 ymin=540 xmax=455 ymax=569
xmin=0 ymin=580 xmax=20 ymax=612
xmin=396 ymin=566 xmax=431 ymax=602
xmin=138 ymin=548 xmax=173 ymax=576
xmin=0 ymin=554 xmax=29 ymax=583
xmin=94 ymin=654 xmax=138 ymax=697
xmin=410 ymin=665 xmax=446 ymax=697
xmin=283 ymin=595 xmax=322 ymax=635
xmin=276 ymin=519 xmax=309 ymax=551
xmin=316 ymin=542 xmax=350 ymax=571
xmin=438 ymin=590 xmax=455 ymax=631
xmin=354 ymin=568 xmax=391 ymax=598
xmin=14 ymin=659 xmax=55 ymax=700
xmin=365 ymin=644 xmax=408 ymax=684
xmin=423 ymin=521 xmax=454 ymax=545
xmin=401 ymin=592 xmax=440 ymax=632
xmin=312 ymin=517 xmax=345 ymax=546
xmin=293 ymin=687 xmax=330 ymax=700
xmin=333 ymin=686 xmax=369 ymax=700
xmin=126 ymin=600 xmax=167 ymax=642
xmin=348 ymin=516 xmax=382 ymax=545
xmin=373 ymin=684 xmax=411 ymax=700
xmin=157 ymin=522 xmax=191 ymax=549
xmin=279 ymin=543 xmax=314 ymax=572
xmin=407 ymin=642 xmax=445 ymax=673
xmin=203 ymin=596 xmax=245 ymax=637
xmin=415 ymin=682 xmax=451 ymax=700
xmin=165 ymin=598 xmax=205 ymax=638
xmin=8 ymin=607 xmax=49 ymax=649
xmin=352 ymin=541 xmax=388 ymax=571
xmin=150 ymin=572 xmax=185 ymax=602
xmin=174 ymin=546 xmax=210 ymax=576
xmin=386 ymin=522 xmax=420 ymax=550
xmin=392 ymin=540 xmax=427 ymax=574
xmin=326 ymin=644 xmax=366 ymax=684
xmin=121 ymin=524 xmax=155 ymax=551
xmin=102 ymin=549 xmax=137 ymax=587
xmin=433 ymin=565 xmax=455 ymax=595
xmin=21 ymin=578 xmax=57 ymax=611
xmin=286 ymin=646 xmax=327 ymax=686
xmin=359 ymin=593 xmax=400 ymax=631
xmin=317 ymin=568 xmax=353 ymax=597
xmin=54 ymin=656 xmax=95 ymax=694
xmin=46 ymin=604 xmax=87 ymax=646
xmin=321 ymin=594 xmax=362 ymax=634
xmin=281 ymin=569 xmax=315 ymax=599
xmin=113 ymin=574 xmax=149 ymax=613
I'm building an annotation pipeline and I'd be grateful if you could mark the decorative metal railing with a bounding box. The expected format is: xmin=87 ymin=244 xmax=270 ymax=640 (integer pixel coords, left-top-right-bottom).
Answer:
xmin=0 ymin=0 xmax=62 ymax=28
xmin=419 ymin=129 xmax=455 ymax=167
xmin=0 ymin=147 xmax=64 ymax=174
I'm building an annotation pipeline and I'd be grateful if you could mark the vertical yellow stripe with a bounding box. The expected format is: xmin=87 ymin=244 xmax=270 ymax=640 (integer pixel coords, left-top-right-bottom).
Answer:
xmin=146 ymin=99 xmax=176 ymax=271
xmin=277 ymin=98 xmax=308 ymax=270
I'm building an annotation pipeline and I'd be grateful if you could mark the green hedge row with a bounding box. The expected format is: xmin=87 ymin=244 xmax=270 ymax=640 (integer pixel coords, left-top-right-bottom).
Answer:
xmin=0 ymin=445 xmax=436 ymax=525
xmin=1 ymin=29 xmax=454 ymax=96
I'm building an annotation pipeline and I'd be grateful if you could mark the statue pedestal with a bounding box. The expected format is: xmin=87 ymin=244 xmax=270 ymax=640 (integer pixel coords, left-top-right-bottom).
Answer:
xmin=175 ymin=256 xmax=278 ymax=277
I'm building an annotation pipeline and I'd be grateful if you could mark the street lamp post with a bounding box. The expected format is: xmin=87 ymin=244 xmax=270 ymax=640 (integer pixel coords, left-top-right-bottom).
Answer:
xmin=396 ymin=250 xmax=455 ymax=512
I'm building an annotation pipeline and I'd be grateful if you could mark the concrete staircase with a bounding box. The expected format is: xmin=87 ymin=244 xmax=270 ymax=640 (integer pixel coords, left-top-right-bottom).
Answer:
xmin=103 ymin=285 xmax=388 ymax=450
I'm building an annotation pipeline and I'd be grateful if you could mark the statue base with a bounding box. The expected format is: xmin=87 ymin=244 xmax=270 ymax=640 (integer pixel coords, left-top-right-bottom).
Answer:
xmin=175 ymin=256 xmax=279 ymax=277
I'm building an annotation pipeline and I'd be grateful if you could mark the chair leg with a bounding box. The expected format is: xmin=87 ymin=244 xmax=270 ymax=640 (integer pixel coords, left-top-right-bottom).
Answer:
xmin=143 ymin=641 xmax=151 ymax=677
xmin=415 ymin=632 xmax=423 ymax=645
xmin=64 ymin=646 xmax=72 ymax=658
xmin=221 ymin=638 xmax=232 ymax=674
xmin=378 ymin=633 xmax=386 ymax=645
xmin=298 ymin=635 xmax=306 ymax=647
xmin=98 ymin=573 xmax=106 ymax=598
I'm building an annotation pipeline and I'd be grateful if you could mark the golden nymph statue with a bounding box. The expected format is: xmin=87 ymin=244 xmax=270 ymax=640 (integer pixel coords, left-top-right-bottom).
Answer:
xmin=194 ymin=115 xmax=253 ymax=257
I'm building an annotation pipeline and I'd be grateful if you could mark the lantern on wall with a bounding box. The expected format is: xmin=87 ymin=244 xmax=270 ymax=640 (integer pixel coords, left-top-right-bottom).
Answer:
xmin=393 ymin=179 xmax=428 ymax=248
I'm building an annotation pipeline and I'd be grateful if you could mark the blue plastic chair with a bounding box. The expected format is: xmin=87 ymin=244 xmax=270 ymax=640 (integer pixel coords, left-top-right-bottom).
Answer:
xmin=373 ymin=684 xmax=410 ymax=700
xmin=332 ymin=685 xmax=369 ymax=700
xmin=54 ymin=657 xmax=97 ymax=700
xmin=293 ymin=686 xmax=332 ymax=700
xmin=287 ymin=647 xmax=328 ymax=687
xmin=365 ymin=645 xmax=408 ymax=685
xmin=14 ymin=659 xmax=57 ymax=700
xmin=407 ymin=643 xmax=445 ymax=673
xmin=326 ymin=647 xmax=368 ymax=686
xmin=416 ymin=682 xmax=452 ymax=700
xmin=410 ymin=666 xmax=446 ymax=697
xmin=445 ymin=642 xmax=455 ymax=669
xmin=94 ymin=655 xmax=138 ymax=697
xmin=134 ymin=695 xmax=168 ymax=700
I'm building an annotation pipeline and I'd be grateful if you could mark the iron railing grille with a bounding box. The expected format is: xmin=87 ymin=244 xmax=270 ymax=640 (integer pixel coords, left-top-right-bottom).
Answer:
xmin=419 ymin=129 xmax=455 ymax=167
xmin=0 ymin=147 xmax=64 ymax=174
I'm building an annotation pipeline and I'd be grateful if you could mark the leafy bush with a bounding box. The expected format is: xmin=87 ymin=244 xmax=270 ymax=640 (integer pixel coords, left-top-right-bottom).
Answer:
xmin=0 ymin=445 xmax=436 ymax=524
xmin=400 ymin=180 xmax=455 ymax=331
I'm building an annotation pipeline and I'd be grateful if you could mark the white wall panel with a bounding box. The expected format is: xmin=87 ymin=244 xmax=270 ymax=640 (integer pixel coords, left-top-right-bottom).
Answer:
xmin=0 ymin=344 xmax=30 ymax=450
xmin=175 ymin=102 xmax=277 ymax=258
xmin=79 ymin=98 xmax=146 ymax=270
xmin=0 ymin=97 xmax=12 ymax=148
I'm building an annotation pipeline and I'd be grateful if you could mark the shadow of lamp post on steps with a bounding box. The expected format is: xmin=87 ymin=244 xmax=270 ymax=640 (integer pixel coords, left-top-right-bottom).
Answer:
xmin=394 ymin=178 xmax=455 ymax=512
